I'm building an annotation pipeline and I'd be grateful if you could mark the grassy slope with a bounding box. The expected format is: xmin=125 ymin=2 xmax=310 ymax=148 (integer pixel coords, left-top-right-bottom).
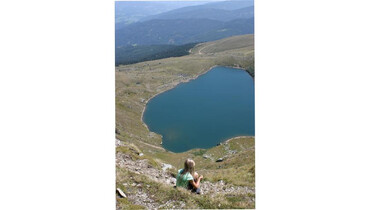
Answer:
xmin=116 ymin=34 xmax=255 ymax=208
xmin=116 ymin=139 xmax=255 ymax=209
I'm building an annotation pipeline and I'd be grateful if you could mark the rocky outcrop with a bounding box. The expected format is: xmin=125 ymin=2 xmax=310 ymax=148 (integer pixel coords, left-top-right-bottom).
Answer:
xmin=116 ymin=152 xmax=176 ymax=185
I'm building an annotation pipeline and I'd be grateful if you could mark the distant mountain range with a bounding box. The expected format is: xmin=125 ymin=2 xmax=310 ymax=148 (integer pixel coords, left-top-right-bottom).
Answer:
xmin=140 ymin=1 xmax=254 ymax=22
xmin=140 ymin=6 xmax=254 ymax=22
xmin=115 ymin=1 xmax=212 ymax=27
xmin=115 ymin=0 xmax=254 ymax=66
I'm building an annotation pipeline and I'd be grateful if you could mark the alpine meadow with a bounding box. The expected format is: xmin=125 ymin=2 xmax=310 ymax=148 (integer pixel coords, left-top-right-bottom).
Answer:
xmin=115 ymin=1 xmax=255 ymax=209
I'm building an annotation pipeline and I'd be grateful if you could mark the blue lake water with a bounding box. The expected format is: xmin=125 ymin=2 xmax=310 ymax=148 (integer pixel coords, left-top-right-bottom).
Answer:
xmin=143 ymin=66 xmax=255 ymax=153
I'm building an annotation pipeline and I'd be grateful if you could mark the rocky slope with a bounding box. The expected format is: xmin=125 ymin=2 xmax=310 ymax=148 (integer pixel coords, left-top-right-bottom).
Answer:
xmin=116 ymin=138 xmax=255 ymax=209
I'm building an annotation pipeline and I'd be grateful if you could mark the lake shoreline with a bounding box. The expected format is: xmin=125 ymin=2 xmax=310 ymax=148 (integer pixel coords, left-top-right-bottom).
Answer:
xmin=140 ymin=64 xmax=218 ymax=133
xmin=140 ymin=65 xmax=254 ymax=153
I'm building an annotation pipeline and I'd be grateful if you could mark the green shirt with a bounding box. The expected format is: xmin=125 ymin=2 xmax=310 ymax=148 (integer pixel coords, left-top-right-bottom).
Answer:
xmin=176 ymin=169 xmax=194 ymax=188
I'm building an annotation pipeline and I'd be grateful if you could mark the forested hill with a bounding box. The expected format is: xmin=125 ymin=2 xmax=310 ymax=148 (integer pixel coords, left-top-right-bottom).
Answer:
xmin=115 ymin=18 xmax=254 ymax=46
xmin=115 ymin=43 xmax=197 ymax=66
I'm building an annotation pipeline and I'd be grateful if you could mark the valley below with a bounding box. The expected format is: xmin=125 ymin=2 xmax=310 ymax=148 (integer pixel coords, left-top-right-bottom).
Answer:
xmin=116 ymin=34 xmax=255 ymax=209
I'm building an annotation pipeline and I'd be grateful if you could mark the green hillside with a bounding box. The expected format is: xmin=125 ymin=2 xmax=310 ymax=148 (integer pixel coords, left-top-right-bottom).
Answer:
xmin=116 ymin=35 xmax=255 ymax=209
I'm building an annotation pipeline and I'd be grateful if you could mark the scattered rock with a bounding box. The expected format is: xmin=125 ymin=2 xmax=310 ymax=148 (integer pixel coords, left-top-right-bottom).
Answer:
xmin=115 ymin=139 xmax=122 ymax=147
xmin=162 ymin=163 xmax=173 ymax=171
xmin=116 ymin=188 xmax=127 ymax=198
xmin=216 ymin=158 xmax=224 ymax=162
xmin=116 ymin=151 xmax=255 ymax=208
xmin=203 ymin=154 xmax=210 ymax=159
xmin=139 ymin=153 xmax=144 ymax=157
xmin=148 ymin=132 xmax=155 ymax=138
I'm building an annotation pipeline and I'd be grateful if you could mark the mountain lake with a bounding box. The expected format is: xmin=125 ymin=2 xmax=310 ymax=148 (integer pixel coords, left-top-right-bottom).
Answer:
xmin=143 ymin=66 xmax=255 ymax=153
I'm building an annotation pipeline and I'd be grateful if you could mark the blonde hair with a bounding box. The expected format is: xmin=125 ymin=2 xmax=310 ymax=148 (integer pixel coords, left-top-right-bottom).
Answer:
xmin=181 ymin=159 xmax=195 ymax=177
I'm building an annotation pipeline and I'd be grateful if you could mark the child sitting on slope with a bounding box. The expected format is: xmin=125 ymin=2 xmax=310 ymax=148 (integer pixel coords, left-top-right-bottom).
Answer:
xmin=176 ymin=159 xmax=203 ymax=194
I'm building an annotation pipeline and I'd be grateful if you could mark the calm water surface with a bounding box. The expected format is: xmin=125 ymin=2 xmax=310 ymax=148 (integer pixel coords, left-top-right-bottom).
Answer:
xmin=143 ymin=66 xmax=254 ymax=153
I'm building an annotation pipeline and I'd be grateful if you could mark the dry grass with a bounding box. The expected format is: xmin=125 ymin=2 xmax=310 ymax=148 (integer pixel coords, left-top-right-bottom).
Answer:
xmin=117 ymin=165 xmax=255 ymax=209
xmin=192 ymin=34 xmax=254 ymax=54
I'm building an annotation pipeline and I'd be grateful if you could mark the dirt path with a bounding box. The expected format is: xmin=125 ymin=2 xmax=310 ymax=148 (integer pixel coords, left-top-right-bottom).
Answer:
xmin=116 ymin=138 xmax=165 ymax=151
xmin=138 ymin=141 xmax=166 ymax=151
xmin=198 ymin=43 xmax=215 ymax=55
